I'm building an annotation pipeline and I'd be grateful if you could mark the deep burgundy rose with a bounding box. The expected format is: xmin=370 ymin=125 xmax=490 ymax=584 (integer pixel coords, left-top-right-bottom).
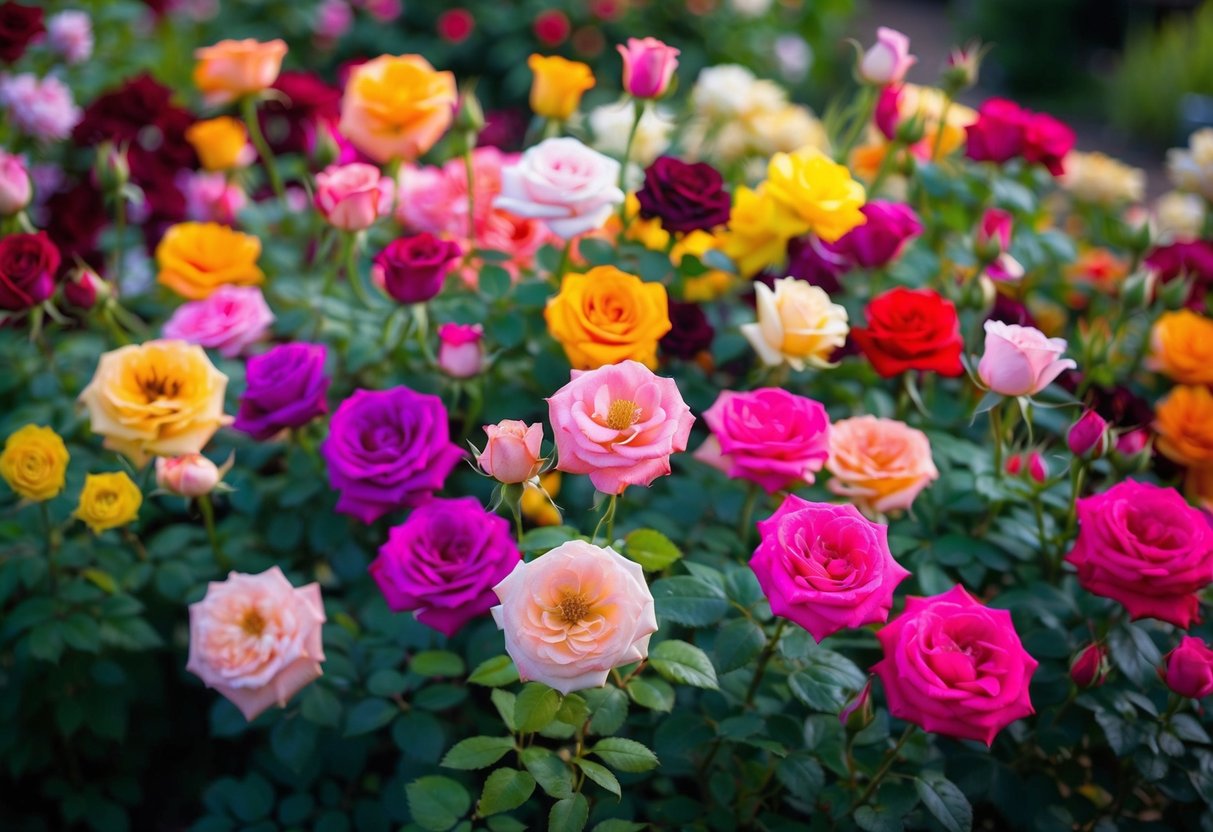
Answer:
xmin=0 ymin=232 xmax=61 ymax=312
xmin=371 ymin=233 xmax=463 ymax=305
xmin=263 ymin=71 xmax=342 ymax=156
xmin=784 ymin=235 xmax=848 ymax=294
xmin=478 ymin=108 xmax=528 ymax=151
xmin=234 ymin=343 xmax=331 ymax=441
xmin=0 ymin=2 xmax=44 ymax=64
xmin=636 ymin=156 xmax=731 ymax=234
xmin=660 ymin=300 xmax=714 ymax=360
xmin=44 ymin=180 xmax=107 ymax=259
xmin=827 ymin=201 xmax=922 ymax=269
xmin=851 ymin=287 xmax=964 ymax=378
xmin=986 ymin=292 xmax=1036 ymax=328
xmin=1145 ymin=240 xmax=1213 ymax=309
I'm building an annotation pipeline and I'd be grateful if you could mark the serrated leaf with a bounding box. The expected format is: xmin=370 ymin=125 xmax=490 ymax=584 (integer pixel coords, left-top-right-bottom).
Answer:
xmin=490 ymin=689 xmax=517 ymax=732
xmin=576 ymin=759 xmax=620 ymax=798
xmin=649 ymin=639 xmax=719 ymax=689
xmin=714 ymin=618 xmax=765 ymax=673
xmin=521 ymin=747 xmax=574 ymax=799
xmin=624 ymin=529 xmax=683 ymax=571
xmin=591 ymin=738 xmax=659 ymax=772
xmin=469 ymin=655 xmax=520 ymax=687
xmin=476 ymin=768 xmax=535 ymax=817
xmin=915 ymin=776 xmax=973 ymax=832
xmin=549 ymin=795 xmax=589 ymax=832
xmin=787 ymin=649 xmax=865 ymax=712
xmin=627 ymin=676 xmax=674 ymax=712
xmin=441 ymin=736 xmax=515 ymax=770
xmin=406 ymin=776 xmax=470 ymax=831
xmin=514 ymin=683 xmax=562 ymax=733
xmin=650 ymin=576 xmax=728 ymax=627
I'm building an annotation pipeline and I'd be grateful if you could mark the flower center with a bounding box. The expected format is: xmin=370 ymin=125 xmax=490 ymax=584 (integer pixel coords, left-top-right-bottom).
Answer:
xmin=240 ymin=609 xmax=267 ymax=637
xmin=606 ymin=399 xmax=639 ymax=431
xmin=138 ymin=369 xmax=182 ymax=401
xmin=557 ymin=593 xmax=591 ymax=625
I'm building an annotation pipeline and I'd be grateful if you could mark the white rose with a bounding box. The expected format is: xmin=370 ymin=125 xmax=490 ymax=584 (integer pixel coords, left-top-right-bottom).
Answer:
xmin=692 ymin=64 xmax=761 ymax=120
xmin=494 ymin=137 xmax=625 ymax=240
xmin=587 ymin=101 xmax=675 ymax=168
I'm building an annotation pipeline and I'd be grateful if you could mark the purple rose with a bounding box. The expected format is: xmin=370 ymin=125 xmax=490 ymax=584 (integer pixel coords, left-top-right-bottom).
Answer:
xmin=371 ymin=232 xmax=463 ymax=305
xmin=635 ymin=156 xmax=731 ymax=234
xmin=370 ymin=497 xmax=521 ymax=636
xmin=783 ymin=235 xmax=848 ymax=295
xmin=321 ymin=386 xmax=464 ymax=524
xmin=234 ymin=343 xmax=330 ymax=441
xmin=660 ymin=300 xmax=714 ymax=360
xmin=827 ymin=201 xmax=922 ymax=269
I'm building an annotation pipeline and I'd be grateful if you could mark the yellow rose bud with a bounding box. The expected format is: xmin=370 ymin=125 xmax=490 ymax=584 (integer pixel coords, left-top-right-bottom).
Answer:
xmin=741 ymin=276 xmax=849 ymax=370
xmin=75 ymin=471 xmax=142 ymax=534
xmin=1154 ymin=385 xmax=1213 ymax=468
xmin=0 ymin=425 xmax=69 ymax=502
xmin=764 ymin=148 xmax=867 ymax=243
xmin=1148 ymin=310 xmax=1213 ymax=386
xmin=185 ymin=117 xmax=250 ymax=171
xmin=527 ymin=54 xmax=595 ymax=122
xmin=544 ymin=266 xmax=671 ymax=370
xmin=155 ymin=222 xmax=264 ymax=300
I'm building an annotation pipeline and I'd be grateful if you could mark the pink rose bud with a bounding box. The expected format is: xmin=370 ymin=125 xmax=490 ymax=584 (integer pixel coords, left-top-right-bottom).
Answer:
xmin=976 ymin=208 xmax=1013 ymax=255
xmin=1069 ymin=643 xmax=1109 ymax=689
xmin=617 ymin=37 xmax=680 ymax=99
xmin=437 ymin=322 xmax=484 ymax=378
xmin=313 ymin=0 xmax=352 ymax=41
xmin=1164 ymin=636 xmax=1213 ymax=699
xmin=858 ymin=27 xmax=916 ymax=86
xmin=977 ymin=320 xmax=1076 ymax=397
xmin=942 ymin=42 xmax=983 ymax=93
xmin=478 ymin=420 xmax=544 ymax=484
xmin=64 ymin=266 xmax=104 ymax=310
xmin=1114 ymin=427 xmax=1150 ymax=458
xmin=840 ymin=677 xmax=874 ymax=729
xmin=156 ymin=453 xmax=224 ymax=497
xmin=0 ymin=149 xmax=31 ymax=215
xmin=314 ymin=162 xmax=390 ymax=231
xmin=1026 ymin=451 xmax=1048 ymax=483
xmin=1067 ymin=409 xmax=1109 ymax=459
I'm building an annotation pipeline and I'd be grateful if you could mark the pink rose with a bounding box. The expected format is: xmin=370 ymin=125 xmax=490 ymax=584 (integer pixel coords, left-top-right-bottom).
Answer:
xmin=695 ymin=388 xmax=830 ymax=494
xmin=964 ymin=98 xmax=1028 ymax=165
xmin=187 ymin=566 xmax=326 ymax=721
xmin=436 ymin=322 xmax=484 ymax=378
xmin=181 ymin=171 xmax=248 ymax=225
xmin=1065 ymin=479 xmax=1213 ymax=628
xmin=162 ymin=285 xmax=275 ymax=358
xmin=478 ymin=420 xmax=544 ymax=484
xmin=0 ymin=73 xmax=82 ymax=141
xmin=873 ymin=585 xmax=1038 ymax=745
xmin=494 ymin=137 xmax=624 ymax=239
xmin=0 ymin=149 xmax=31 ymax=215
xmin=975 ymin=208 xmax=1023 ymax=282
xmin=827 ymin=416 xmax=938 ymax=514
xmin=47 ymin=10 xmax=94 ymax=65
xmin=617 ymin=37 xmax=680 ymax=99
xmin=1067 ymin=409 xmax=1109 ymax=459
xmin=977 ymin=320 xmax=1076 ymax=397
xmin=491 ymin=540 xmax=657 ymax=694
xmin=548 ymin=360 xmax=694 ymax=495
xmin=1164 ymin=637 xmax=1213 ymax=699
xmin=156 ymin=452 xmax=229 ymax=497
xmin=314 ymin=163 xmax=390 ymax=231
xmin=859 ymin=27 xmax=916 ymax=86
xmin=1022 ymin=112 xmax=1075 ymax=177
xmin=751 ymin=496 xmax=910 ymax=642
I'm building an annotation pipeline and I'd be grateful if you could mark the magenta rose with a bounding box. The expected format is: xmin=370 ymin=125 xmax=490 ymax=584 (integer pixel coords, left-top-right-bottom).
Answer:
xmin=234 ymin=342 xmax=331 ymax=441
xmin=751 ymin=496 xmax=910 ymax=642
xmin=635 ymin=156 xmax=731 ymax=234
xmin=695 ymin=388 xmax=830 ymax=494
xmin=1022 ymin=111 xmax=1075 ymax=177
xmin=370 ymin=497 xmax=521 ymax=636
xmin=321 ymin=386 xmax=464 ymax=523
xmin=1164 ymin=637 xmax=1213 ymax=700
xmin=964 ymin=98 xmax=1027 ymax=165
xmin=826 ymin=200 xmax=922 ymax=269
xmin=371 ymin=232 xmax=463 ymax=305
xmin=0 ymin=231 xmax=60 ymax=312
xmin=1065 ymin=479 xmax=1213 ymax=628
xmin=873 ymin=585 xmax=1038 ymax=745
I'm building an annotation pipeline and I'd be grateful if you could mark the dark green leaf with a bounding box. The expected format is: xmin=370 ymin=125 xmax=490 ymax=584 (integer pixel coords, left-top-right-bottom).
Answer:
xmin=441 ymin=736 xmax=516 ymax=770
xmin=915 ymin=776 xmax=973 ymax=832
xmin=576 ymin=759 xmax=621 ymax=798
xmin=627 ymin=676 xmax=675 ymax=712
xmin=649 ymin=639 xmax=719 ymax=689
xmin=591 ymin=738 xmax=659 ymax=772
xmin=476 ymin=768 xmax=536 ymax=817
xmin=406 ymin=776 xmax=471 ymax=832
xmin=549 ymin=795 xmax=589 ymax=832
xmin=344 ymin=699 xmax=397 ymax=736
xmin=521 ymin=747 xmax=575 ymax=799
xmin=714 ymin=618 xmax=765 ymax=673
xmin=651 ymin=576 xmax=728 ymax=627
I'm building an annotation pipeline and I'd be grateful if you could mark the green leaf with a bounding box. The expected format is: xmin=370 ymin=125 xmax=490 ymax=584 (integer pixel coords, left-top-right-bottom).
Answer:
xmin=521 ymin=747 xmax=575 ymax=799
xmin=469 ymin=655 xmax=520 ymax=687
xmin=627 ymin=676 xmax=675 ymax=712
xmin=518 ymin=526 xmax=580 ymax=554
xmin=476 ymin=768 xmax=536 ymax=817
xmin=487 ymin=818 xmax=528 ymax=832
xmin=575 ymin=759 xmax=620 ymax=798
xmin=271 ymin=717 xmax=318 ymax=773
xmin=787 ymin=649 xmax=866 ymax=712
xmin=28 ymin=621 xmax=64 ymax=662
xmin=406 ymin=776 xmax=471 ymax=832
xmin=344 ymin=699 xmax=397 ymax=737
xmin=585 ymin=686 xmax=629 ymax=735
xmin=229 ymin=773 xmax=275 ymax=822
xmin=555 ymin=693 xmax=590 ymax=726
xmin=915 ymin=776 xmax=972 ymax=832
xmin=411 ymin=650 xmax=466 ymax=677
xmin=441 ymin=736 xmax=516 ymax=770
xmin=591 ymin=738 xmax=659 ymax=772
xmin=301 ymin=686 xmax=342 ymax=728
xmin=490 ymin=688 xmax=517 ymax=732
xmin=854 ymin=804 xmax=904 ymax=832
xmin=366 ymin=669 xmax=408 ymax=697
xmin=60 ymin=612 xmax=101 ymax=653
xmin=776 ymin=753 xmax=825 ymax=803
xmin=514 ymin=683 xmax=562 ymax=733
xmin=714 ymin=618 xmax=765 ymax=673
xmin=624 ymin=529 xmax=683 ymax=571
xmin=549 ymin=795 xmax=589 ymax=832
xmin=650 ymin=576 xmax=728 ymax=627
xmin=649 ymin=640 xmax=719 ymax=689
xmin=591 ymin=823 xmax=646 ymax=832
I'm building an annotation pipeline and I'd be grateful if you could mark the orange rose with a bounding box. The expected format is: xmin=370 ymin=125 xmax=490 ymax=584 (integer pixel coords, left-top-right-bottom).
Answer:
xmin=545 ymin=266 xmax=671 ymax=370
xmin=1148 ymin=310 xmax=1213 ymax=386
xmin=156 ymin=222 xmax=264 ymax=300
xmin=339 ymin=55 xmax=457 ymax=164
xmin=193 ymin=38 xmax=287 ymax=104
xmin=185 ymin=117 xmax=250 ymax=171
xmin=1155 ymin=385 xmax=1213 ymax=468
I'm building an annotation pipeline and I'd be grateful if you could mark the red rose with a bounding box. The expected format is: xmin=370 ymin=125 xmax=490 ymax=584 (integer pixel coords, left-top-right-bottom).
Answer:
xmin=851 ymin=287 xmax=964 ymax=378
xmin=0 ymin=232 xmax=61 ymax=312
xmin=0 ymin=2 xmax=44 ymax=64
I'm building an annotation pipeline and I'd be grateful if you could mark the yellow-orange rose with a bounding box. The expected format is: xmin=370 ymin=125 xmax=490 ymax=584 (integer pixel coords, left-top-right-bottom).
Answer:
xmin=0 ymin=424 xmax=69 ymax=502
xmin=545 ymin=266 xmax=671 ymax=370
xmin=764 ymin=148 xmax=867 ymax=243
xmin=185 ymin=117 xmax=249 ymax=171
xmin=741 ymin=276 xmax=849 ymax=370
xmin=720 ymin=185 xmax=805 ymax=277
xmin=75 ymin=472 xmax=142 ymax=534
xmin=78 ymin=340 xmax=232 ymax=465
xmin=1148 ymin=310 xmax=1213 ymax=386
xmin=156 ymin=222 xmax=264 ymax=300
xmin=1154 ymin=385 xmax=1213 ymax=468
xmin=339 ymin=55 xmax=457 ymax=164
xmin=528 ymin=54 xmax=594 ymax=121
xmin=193 ymin=38 xmax=287 ymax=104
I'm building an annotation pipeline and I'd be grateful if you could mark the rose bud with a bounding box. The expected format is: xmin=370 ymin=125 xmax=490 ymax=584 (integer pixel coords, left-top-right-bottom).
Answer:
xmin=1163 ymin=637 xmax=1213 ymax=699
xmin=1159 ymin=275 xmax=1194 ymax=310
xmin=371 ymin=233 xmax=463 ymax=305
xmin=858 ymin=27 xmax=916 ymax=86
xmin=617 ymin=37 xmax=679 ymax=99
xmin=0 ymin=149 xmax=32 ymax=216
xmin=63 ymin=265 xmax=106 ymax=310
xmin=1004 ymin=453 xmax=1024 ymax=477
xmin=93 ymin=142 xmax=130 ymax=193
xmin=437 ymin=322 xmax=484 ymax=378
xmin=1026 ymin=451 xmax=1048 ymax=484
xmin=477 ymin=420 xmax=544 ymax=484
xmin=1111 ymin=428 xmax=1152 ymax=473
xmin=839 ymin=677 xmax=874 ymax=730
xmin=314 ymin=163 xmax=389 ymax=232
xmin=1119 ymin=270 xmax=1155 ymax=311
xmin=941 ymin=41 xmax=985 ymax=95
xmin=1069 ymin=643 xmax=1110 ymax=689
xmin=156 ymin=453 xmax=227 ymax=497
xmin=1067 ymin=409 xmax=1109 ymax=460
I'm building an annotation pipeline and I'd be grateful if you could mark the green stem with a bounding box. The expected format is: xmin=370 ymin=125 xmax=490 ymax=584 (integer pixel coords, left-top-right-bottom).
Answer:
xmin=1065 ymin=463 xmax=1086 ymax=540
xmin=738 ymin=482 xmax=761 ymax=550
xmin=990 ymin=400 xmax=1005 ymax=478
xmin=849 ymin=725 xmax=917 ymax=813
xmin=463 ymin=145 xmax=476 ymax=246
xmin=744 ymin=619 xmax=788 ymax=707
xmin=835 ymin=85 xmax=876 ymax=163
xmin=386 ymin=157 xmax=401 ymax=222
xmin=552 ymin=237 xmax=574 ymax=287
xmin=930 ymin=96 xmax=954 ymax=162
xmin=198 ymin=494 xmax=230 ymax=572
xmin=40 ymin=502 xmax=59 ymax=586
xmin=344 ymin=233 xmax=372 ymax=308
xmin=240 ymin=95 xmax=285 ymax=202
xmin=616 ymin=100 xmax=646 ymax=220
xmin=110 ymin=188 xmax=126 ymax=290
xmin=592 ymin=494 xmax=618 ymax=546
xmin=512 ymin=500 xmax=525 ymax=542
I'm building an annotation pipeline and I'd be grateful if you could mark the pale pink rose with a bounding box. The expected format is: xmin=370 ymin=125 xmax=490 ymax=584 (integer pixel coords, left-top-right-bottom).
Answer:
xmin=977 ymin=320 xmax=1076 ymax=397
xmin=0 ymin=74 xmax=82 ymax=141
xmin=478 ymin=420 xmax=544 ymax=484
xmin=495 ymin=137 xmax=624 ymax=240
xmin=827 ymin=415 xmax=939 ymax=514
xmin=47 ymin=11 xmax=94 ymax=65
xmin=0 ymin=149 xmax=31 ymax=216
xmin=313 ymin=0 xmax=353 ymax=41
xmin=314 ymin=163 xmax=390 ymax=231
xmin=156 ymin=453 xmax=229 ymax=497
xmin=162 ymin=285 xmax=275 ymax=359
xmin=491 ymin=540 xmax=657 ymax=694
xmin=181 ymin=171 xmax=248 ymax=225
xmin=548 ymin=360 xmax=694 ymax=495
xmin=437 ymin=322 xmax=484 ymax=378
xmin=617 ymin=37 xmax=680 ymax=99
xmin=859 ymin=27 xmax=916 ymax=86
xmin=187 ymin=566 xmax=326 ymax=721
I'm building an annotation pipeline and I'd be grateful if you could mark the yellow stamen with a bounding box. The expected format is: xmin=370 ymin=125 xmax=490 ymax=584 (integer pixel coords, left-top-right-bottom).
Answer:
xmin=606 ymin=399 xmax=639 ymax=431
xmin=241 ymin=609 xmax=266 ymax=637
xmin=557 ymin=594 xmax=590 ymax=625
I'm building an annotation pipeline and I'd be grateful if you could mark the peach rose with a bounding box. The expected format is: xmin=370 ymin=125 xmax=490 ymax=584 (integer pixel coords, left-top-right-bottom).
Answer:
xmin=187 ymin=567 xmax=326 ymax=721
xmin=478 ymin=420 xmax=545 ymax=484
xmin=339 ymin=54 xmax=457 ymax=163
xmin=193 ymin=39 xmax=287 ymax=104
xmin=827 ymin=415 xmax=939 ymax=514
xmin=490 ymin=540 xmax=657 ymax=694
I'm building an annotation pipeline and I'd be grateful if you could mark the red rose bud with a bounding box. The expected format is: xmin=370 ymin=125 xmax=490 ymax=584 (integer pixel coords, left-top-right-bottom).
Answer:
xmin=1004 ymin=453 xmax=1023 ymax=477
xmin=839 ymin=677 xmax=874 ymax=730
xmin=1164 ymin=637 xmax=1213 ymax=699
xmin=1026 ymin=451 xmax=1048 ymax=484
xmin=1069 ymin=643 xmax=1109 ymax=689
xmin=64 ymin=265 xmax=105 ymax=309
xmin=1067 ymin=409 xmax=1109 ymax=460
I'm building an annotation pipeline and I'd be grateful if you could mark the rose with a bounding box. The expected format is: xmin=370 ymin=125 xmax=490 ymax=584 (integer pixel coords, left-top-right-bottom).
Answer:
xmin=156 ymin=453 xmax=227 ymax=497
xmin=78 ymin=340 xmax=232 ymax=464
xmin=1149 ymin=310 xmax=1213 ymax=385
xmin=617 ymin=37 xmax=680 ymax=99
xmin=193 ymin=38 xmax=288 ymax=104
xmin=858 ymin=27 xmax=916 ymax=86
xmin=1145 ymin=240 xmax=1213 ymax=310
xmin=491 ymin=540 xmax=657 ymax=694
xmin=74 ymin=472 xmax=142 ymax=534
xmin=851 ymin=287 xmax=964 ymax=378
xmin=873 ymin=585 xmax=1038 ymax=745
xmin=695 ymin=388 xmax=831 ymax=493
xmin=44 ymin=181 xmax=105 ymax=259
xmin=1070 ymin=643 xmax=1110 ymax=689
xmin=1164 ymin=637 xmax=1213 ymax=699
xmin=874 ymin=84 xmax=903 ymax=140
xmin=477 ymin=421 xmax=544 ymax=484
xmin=0 ymin=424 xmax=69 ymax=502
xmin=156 ymin=222 xmax=265 ymax=300
xmin=64 ymin=265 xmax=103 ymax=309
xmin=339 ymin=54 xmax=457 ymax=163
xmin=187 ymin=567 xmax=325 ymax=721
xmin=635 ymin=156 xmax=731 ymax=234
xmin=371 ymin=233 xmax=463 ymax=305
xmin=0 ymin=232 xmax=60 ymax=312
xmin=826 ymin=201 xmax=922 ymax=269
xmin=371 ymin=497 xmax=521 ymax=636
xmin=741 ymin=276 xmax=849 ymax=370
xmin=495 ymin=137 xmax=625 ymax=239
xmin=1066 ymin=409 xmax=1110 ymax=459
xmin=181 ymin=171 xmax=248 ymax=225
xmin=436 ymin=322 xmax=484 ymax=378
xmin=1022 ymin=111 xmax=1075 ymax=177
xmin=964 ymin=98 xmax=1027 ymax=165
xmin=660 ymin=300 xmax=715 ymax=361
xmin=234 ymin=343 xmax=330 ymax=441
xmin=263 ymin=71 xmax=341 ymax=156
xmin=0 ymin=2 xmax=43 ymax=63
xmin=0 ymin=73 xmax=81 ymax=141
xmin=784 ymin=234 xmax=848 ymax=294
xmin=1153 ymin=385 xmax=1213 ymax=468
xmin=46 ymin=10 xmax=92 ymax=64
xmin=720 ymin=185 xmax=806 ymax=277
xmin=314 ymin=163 xmax=390 ymax=232
xmin=544 ymin=266 xmax=671 ymax=369
xmin=1005 ymin=451 xmax=1048 ymax=483
xmin=827 ymin=415 xmax=938 ymax=514
xmin=977 ymin=320 xmax=1076 ymax=397
xmin=527 ymin=54 xmax=595 ymax=121
xmin=0 ymin=148 xmax=30 ymax=215
xmin=751 ymin=496 xmax=910 ymax=641
xmin=162 ymin=285 xmax=274 ymax=359
xmin=975 ymin=208 xmax=1023 ymax=282
xmin=763 ymin=148 xmax=868 ymax=243
xmin=548 ymin=360 xmax=694 ymax=495
xmin=185 ymin=116 xmax=251 ymax=171
xmin=320 ymin=386 xmax=464 ymax=523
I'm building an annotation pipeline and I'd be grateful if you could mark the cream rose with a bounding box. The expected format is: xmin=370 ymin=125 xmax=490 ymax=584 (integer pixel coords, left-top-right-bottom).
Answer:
xmin=741 ymin=277 xmax=849 ymax=370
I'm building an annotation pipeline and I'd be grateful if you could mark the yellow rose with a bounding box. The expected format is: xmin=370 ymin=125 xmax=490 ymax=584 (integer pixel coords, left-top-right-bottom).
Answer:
xmin=78 ymin=340 xmax=232 ymax=465
xmin=185 ymin=117 xmax=249 ymax=171
xmin=75 ymin=472 xmax=142 ymax=534
xmin=1148 ymin=310 xmax=1213 ymax=386
xmin=339 ymin=55 xmax=457 ymax=164
xmin=1155 ymin=385 xmax=1213 ymax=468
xmin=764 ymin=148 xmax=867 ymax=243
xmin=193 ymin=38 xmax=287 ymax=104
xmin=156 ymin=222 xmax=264 ymax=300
xmin=720 ymin=185 xmax=805 ymax=277
xmin=528 ymin=54 xmax=595 ymax=121
xmin=741 ymin=276 xmax=849 ymax=370
xmin=545 ymin=266 xmax=671 ymax=370
xmin=0 ymin=425 xmax=69 ymax=502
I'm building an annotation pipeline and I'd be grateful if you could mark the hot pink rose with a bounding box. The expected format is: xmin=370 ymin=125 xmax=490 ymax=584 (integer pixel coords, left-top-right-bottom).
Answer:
xmin=495 ymin=137 xmax=624 ymax=239
xmin=548 ymin=360 xmax=694 ymax=495
xmin=1065 ymin=479 xmax=1213 ymax=628
xmin=1164 ymin=637 xmax=1213 ymax=699
xmin=827 ymin=416 xmax=938 ymax=514
xmin=751 ymin=496 xmax=910 ymax=642
xmin=975 ymin=208 xmax=1022 ymax=282
xmin=1022 ymin=112 xmax=1075 ymax=177
xmin=187 ymin=566 xmax=326 ymax=721
xmin=162 ymin=285 xmax=275 ymax=358
xmin=617 ymin=37 xmax=679 ymax=99
xmin=315 ymin=162 xmax=390 ymax=231
xmin=977 ymin=320 xmax=1076 ymax=397
xmin=964 ymin=98 xmax=1028 ymax=165
xmin=437 ymin=322 xmax=484 ymax=378
xmin=0 ymin=149 xmax=31 ymax=216
xmin=695 ymin=388 xmax=830 ymax=494
xmin=478 ymin=420 xmax=544 ymax=484
xmin=859 ymin=27 xmax=916 ymax=86
xmin=491 ymin=540 xmax=657 ymax=694
xmin=827 ymin=200 xmax=922 ymax=269
xmin=873 ymin=585 xmax=1038 ymax=745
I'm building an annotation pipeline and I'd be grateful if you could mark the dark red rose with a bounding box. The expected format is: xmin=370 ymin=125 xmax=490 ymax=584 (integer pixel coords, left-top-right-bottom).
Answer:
xmin=1145 ymin=240 xmax=1213 ymax=309
xmin=371 ymin=233 xmax=464 ymax=305
xmin=661 ymin=300 xmax=714 ymax=360
xmin=0 ymin=2 xmax=43 ymax=64
xmin=1022 ymin=112 xmax=1075 ymax=176
xmin=44 ymin=180 xmax=107 ymax=259
xmin=263 ymin=71 xmax=342 ymax=156
xmin=851 ymin=287 xmax=964 ymax=378
xmin=987 ymin=292 xmax=1036 ymax=327
xmin=0 ymin=232 xmax=60 ymax=312
xmin=478 ymin=108 xmax=528 ymax=151
xmin=636 ymin=156 xmax=731 ymax=234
